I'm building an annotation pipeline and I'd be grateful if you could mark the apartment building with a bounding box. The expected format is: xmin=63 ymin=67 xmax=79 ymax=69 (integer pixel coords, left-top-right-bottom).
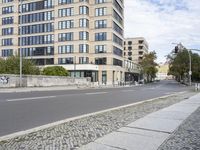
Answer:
xmin=0 ymin=0 xmax=125 ymax=85
xmin=124 ymin=37 xmax=149 ymax=64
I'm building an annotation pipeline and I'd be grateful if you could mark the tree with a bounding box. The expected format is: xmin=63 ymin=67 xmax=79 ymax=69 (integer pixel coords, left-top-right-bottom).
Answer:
xmin=0 ymin=56 xmax=40 ymax=75
xmin=168 ymin=50 xmax=200 ymax=82
xmin=42 ymin=66 xmax=69 ymax=76
xmin=140 ymin=51 xmax=158 ymax=83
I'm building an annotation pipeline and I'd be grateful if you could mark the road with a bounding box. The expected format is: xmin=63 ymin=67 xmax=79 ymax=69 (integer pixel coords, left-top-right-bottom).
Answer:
xmin=0 ymin=80 xmax=189 ymax=136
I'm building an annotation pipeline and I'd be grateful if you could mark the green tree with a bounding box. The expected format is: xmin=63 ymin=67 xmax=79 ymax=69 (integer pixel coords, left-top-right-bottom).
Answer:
xmin=0 ymin=56 xmax=40 ymax=75
xmin=42 ymin=66 xmax=69 ymax=76
xmin=168 ymin=50 xmax=200 ymax=82
xmin=140 ymin=51 xmax=158 ymax=83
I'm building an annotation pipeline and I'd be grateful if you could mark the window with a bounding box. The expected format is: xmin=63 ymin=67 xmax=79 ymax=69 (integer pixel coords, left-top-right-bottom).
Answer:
xmin=58 ymin=20 xmax=74 ymax=29
xmin=95 ymin=32 xmax=107 ymax=41
xmin=58 ymin=33 xmax=73 ymax=41
xmin=95 ymin=7 xmax=106 ymax=16
xmin=2 ymin=17 xmax=13 ymax=25
xmin=20 ymin=35 xmax=54 ymax=46
xmin=20 ymin=47 xmax=54 ymax=56
xmin=95 ymin=20 xmax=107 ymax=28
xmin=113 ymin=58 xmax=122 ymax=67
xmin=58 ymin=45 xmax=74 ymax=54
xmin=2 ymin=0 xmax=13 ymax=3
xmin=58 ymin=0 xmax=73 ymax=5
xmin=113 ymin=9 xmax=123 ymax=25
xmin=79 ymin=6 xmax=89 ymax=15
xmin=128 ymin=41 xmax=132 ymax=45
xmin=79 ymin=31 xmax=89 ymax=40
xmin=58 ymin=57 xmax=74 ymax=64
xmin=95 ymin=45 xmax=106 ymax=53
xmin=113 ymin=46 xmax=122 ymax=56
xmin=96 ymin=0 xmax=106 ymax=4
xmin=79 ymin=57 xmax=89 ymax=64
xmin=1 ymin=49 xmax=13 ymax=57
xmin=102 ymin=71 xmax=107 ymax=84
xmin=2 ymin=38 xmax=13 ymax=46
xmin=128 ymin=46 xmax=132 ymax=50
xmin=2 ymin=6 xmax=13 ymax=14
xmin=79 ymin=44 xmax=89 ymax=53
xmin=113 ymin=34 xmax=122 ymax=46
xmin=95 ymin=58 xmax=107 ymax=65
xmin=113 ymin=21 xmax=123 ymax=35
xmin=2 ymin=27 xmax=13 ymax=36
xmin=21 ymin=23 xmax=54 ymax=35
xmin=58 ymin=8 xmax=74 ymax=17
xmin=79 ymin=18 xmax=89 ymax=28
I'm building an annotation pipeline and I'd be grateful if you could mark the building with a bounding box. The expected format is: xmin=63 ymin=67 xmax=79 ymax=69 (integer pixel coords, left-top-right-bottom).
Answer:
xmin=156 ymin=62 xmax=172 ymax=80
xmin=0 ymin=0 xmax=127 ymax=85
xmin=124 ymin=37 xmax=149 ymax=64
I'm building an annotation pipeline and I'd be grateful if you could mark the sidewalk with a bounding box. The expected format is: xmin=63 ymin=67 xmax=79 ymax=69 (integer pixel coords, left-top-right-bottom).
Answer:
xmin=80 ymin=93 xmax=200 ymax=150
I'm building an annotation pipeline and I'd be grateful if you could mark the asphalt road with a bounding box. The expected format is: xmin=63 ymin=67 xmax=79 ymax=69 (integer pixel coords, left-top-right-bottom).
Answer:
xmin=0 ymin=80 xmax=189 ymax=137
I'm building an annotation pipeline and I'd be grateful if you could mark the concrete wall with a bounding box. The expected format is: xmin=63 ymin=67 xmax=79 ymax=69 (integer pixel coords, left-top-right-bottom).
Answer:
xmin=0 ymin=74 xmax=91 ymax=88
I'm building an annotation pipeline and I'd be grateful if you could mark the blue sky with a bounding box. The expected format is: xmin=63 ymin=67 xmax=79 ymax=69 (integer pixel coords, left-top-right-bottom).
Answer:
xmin=125 ymin=0 xmax=200 ymax=63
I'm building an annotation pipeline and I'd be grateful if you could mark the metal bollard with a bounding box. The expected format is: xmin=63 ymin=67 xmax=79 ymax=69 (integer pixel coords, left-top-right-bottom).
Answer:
xmin=195 ymin=83 xmax=199 ymax=91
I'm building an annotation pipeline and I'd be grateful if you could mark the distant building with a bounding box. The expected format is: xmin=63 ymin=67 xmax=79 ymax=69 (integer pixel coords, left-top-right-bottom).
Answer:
xmin=156 ymin=63 xmax=172 ymax=80
xmin=124 ymin=37 xmax=149 ymax=64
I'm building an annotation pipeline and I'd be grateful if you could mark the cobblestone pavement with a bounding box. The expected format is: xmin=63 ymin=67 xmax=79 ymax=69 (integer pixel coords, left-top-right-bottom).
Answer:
xmin=158 ymin=106 xmax=200 ymax=150
xmin=0 ymin=92 xmax=196 ymax=150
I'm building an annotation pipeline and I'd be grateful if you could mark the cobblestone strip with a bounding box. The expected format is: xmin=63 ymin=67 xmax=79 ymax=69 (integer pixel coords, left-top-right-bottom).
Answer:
xmin=0 ymin=92 xmax=196 ymax=150
xmin=158 ymin=106 xmax=200 ymax=150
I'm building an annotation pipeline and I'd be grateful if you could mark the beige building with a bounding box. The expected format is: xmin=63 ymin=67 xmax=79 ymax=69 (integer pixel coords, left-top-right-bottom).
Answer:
xmin=124 ymin=37 xmax=149 ymax=64
xmin=0 ymin=0 xmax=132 ymax=85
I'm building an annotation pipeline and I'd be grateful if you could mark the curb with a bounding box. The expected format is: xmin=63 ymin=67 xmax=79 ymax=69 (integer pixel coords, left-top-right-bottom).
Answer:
xmin=0 ymin=91 xmax=186 ymax=141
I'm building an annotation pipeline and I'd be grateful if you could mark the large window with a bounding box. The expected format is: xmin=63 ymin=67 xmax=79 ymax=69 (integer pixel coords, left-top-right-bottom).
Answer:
xmin=95 ymin=45 xmax=106 ymax=53
xmin=20 ymin=35 xmax=54 ymax=46
xmin=95 ymin=58 xmax=107 ymax=65
xmin=58 ymin=33 xmax=73 ymax=41
xmin=79 ymin=6 xmax=89 ymax=15
xmin=21 ymin=23 xmax=54 ymax=35
xmin=79 ymin=31 xmax=89 ymax=40
xmin=58 ymin=20 xmax=74 ymax=29
xmin=79 ymin=57 xmax=89 ymax=64
xmin=2 ymin=38 xmax=13 ymax=46
xmin=2 ymin=6 xmax=13 ymax=14
xmin=20 ymin=46 xmax=54 ymax=56
xmin=113 ymin=9 xmax=123 ymax=25
xmin=96 ymin=0 xmax=106 ymax=4
xmin=113 ymin=58 xmax=122 ymax=67
xmin=1 ymin=49 xmax=13 ymax=57
xmin=58 ymin=57 xmax=73 ymax=64
xmin=113 ymin=46 xmax=123 ymax=56
xmin=58 ymin=45 xmax=74 ymax=54
xmin=113 ymin=34 xmax=123 ymax=46
xmin=113 ymin=21 xmax=123 ymax=35
xmin=79 ymin=18 xmax=89 ymax=28
xmin=2 ymin=0 xmax=13 ymax=3
xmin=2 ymin=17 xmax=13 ymax=25
xmin=95 ymin=7 xmax=106 ymax=16
xmin=79 ymin=44 xmax=89 ymax=53
xmin=20 ymin=11 xmax=54 ymax=24
xmin=95 ymin=20 xmax=107 ymax=28
xmin=58 ymin=8 xmax=74 ymax=17
xmin=58 ymin=0 xmax=73 ymax=5
xmin=95 ymin=32 xmax=107 ymax=41
xmin=2 ymin=27 xmax=13 ymax=36
xmin=20 ymin=0 xmax=53 ymax=13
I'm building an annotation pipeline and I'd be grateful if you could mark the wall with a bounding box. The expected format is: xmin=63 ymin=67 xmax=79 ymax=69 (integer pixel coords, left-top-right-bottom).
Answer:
xmin=0 ymin=74 xmax=91 ymax=88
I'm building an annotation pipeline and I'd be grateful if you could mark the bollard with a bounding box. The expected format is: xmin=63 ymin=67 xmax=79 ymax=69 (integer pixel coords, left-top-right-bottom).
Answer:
xmin=195 ymin=83 xmax=199 ymax=91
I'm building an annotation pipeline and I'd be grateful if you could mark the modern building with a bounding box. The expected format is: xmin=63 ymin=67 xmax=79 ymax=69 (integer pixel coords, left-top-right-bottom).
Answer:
xmin=124 ymin=37 xmax=149 ymax=64
xmin=0 ymin=0 xmax=129 ymax=85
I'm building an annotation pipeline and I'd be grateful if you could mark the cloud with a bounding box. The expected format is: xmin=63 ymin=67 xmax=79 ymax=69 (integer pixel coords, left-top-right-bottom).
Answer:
xmin=125 ymin=0 xmax=200 ymax=62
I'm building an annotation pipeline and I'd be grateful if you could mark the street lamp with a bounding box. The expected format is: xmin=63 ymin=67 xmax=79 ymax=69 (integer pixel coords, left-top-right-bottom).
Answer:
xmin=172 ymin=43 xmax=192 ymax=86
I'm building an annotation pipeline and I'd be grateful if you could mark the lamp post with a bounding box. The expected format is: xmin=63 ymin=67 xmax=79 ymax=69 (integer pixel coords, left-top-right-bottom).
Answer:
xmin=19 ymin=0 xmax=23 ymax=87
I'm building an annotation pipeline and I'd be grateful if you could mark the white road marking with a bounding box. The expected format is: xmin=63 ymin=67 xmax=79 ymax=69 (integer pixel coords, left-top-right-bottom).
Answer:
xmin=85 ymin=92 xmax=108 ymax=95
xmin=121 ymin=90 xmax=135 ymax=92
xmin=6 ymin=96 xmax=57 ymax=102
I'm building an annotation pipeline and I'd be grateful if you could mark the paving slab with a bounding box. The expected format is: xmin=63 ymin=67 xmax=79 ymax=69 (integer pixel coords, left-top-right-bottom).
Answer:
xmin=79 ymin=142 xmax=120 ymax=150
xmin=127 ymin=117 xmax=182 ymax=133
xmin=146 ymin=109 xmax=191 ymax=120
xmin=85 ymin=127 xmax=169 ymax=150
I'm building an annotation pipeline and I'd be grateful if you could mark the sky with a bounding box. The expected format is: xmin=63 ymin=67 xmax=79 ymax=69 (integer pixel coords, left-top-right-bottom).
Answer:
xmin=124 ymin=0 xmax=200 ymax=63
